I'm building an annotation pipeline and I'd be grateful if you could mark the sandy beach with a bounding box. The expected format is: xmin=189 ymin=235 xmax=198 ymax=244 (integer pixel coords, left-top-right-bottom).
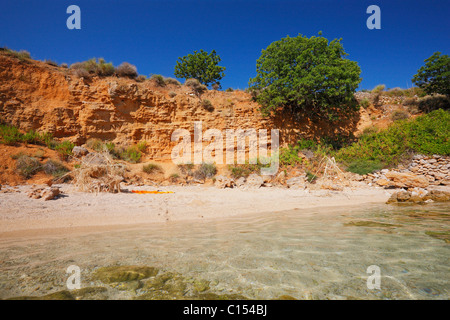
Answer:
xmin=0 ymin=184 xmax=394 ymax=237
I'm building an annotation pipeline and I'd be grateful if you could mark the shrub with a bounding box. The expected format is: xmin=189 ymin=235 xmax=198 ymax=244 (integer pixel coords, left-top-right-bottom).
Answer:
xmin=136 ymin=141 xmax=147 ymax=152
xmin=212 ymin=83 xmax=220 ymax=90
xmin=169 ymin=173 xmax=180 ymax=182
xmin=115 ymin=62 xmax=138 ymax=78
xmin=306 ymin=170 xmax=318 ymax=183
xmin=136 ymin=75 xmax=147 ymax=82
xmin=164 ymin=77 xmax=181 ymax=86
xmin=360 ymin=98 xmax=370 ymax=109
xmin=16 ymin=155 xmax=41 ymax=178
xmin=372 ymin=84 xmax=386 ymax=93
xmin=86 ymin=138 xmax=104 ymax=151
xmin=22 ymin=130 xmax=41 ymax=144
xmin=225 ymin=88 xmax=234 ymax=92
xmin=169 ymin=91 xmax=177 ymax=98
xmin=174 ymin=49 xmax=226 ymax=87
xmin=228 ymin=163 xmax=261 ymax=179
xmin=0 ymin=124 xmax=23 ymax=145
xmin=60 ymin=63 xmax=68 ymax=68
xmin=248 ymin=33 xmax=361 ymax=120
xmin=391 ymin=109 xmax=410 ymax=121
xmin=279 ymin=145 xmax=303 ymax=166
xmin=178 ymin=163 xmax=195 ymax=176
xmin=185 ymin=78 xmax=207 ymax=96
xmin=55 ymin=140 xmax=74 ymax=160
xmin=150 ymin=74 xmax=166 ymax=86
xmin=337 ymin=109 xmax=450 ymax=165
xmin=201 ymin=99 xmax=214 ymax=112
xmin=70 ymin=58 xmax=115 ymax=77
xmin=193 ymin=163 xmax=217 ymax=180
xmin=143 ymin=163 xmax=163 ymax=174
xmin=44 ymin=60 xmax=58 ymax=67
xmin=43 ymin=160 xmax=69 ymax=178
xmin=416 ymin=95 xmax=450 ymax=113
xmin=121 ymin=146 xmax=142 ymax=163
xmin=346 ymin=160 xmax=384 ymax=175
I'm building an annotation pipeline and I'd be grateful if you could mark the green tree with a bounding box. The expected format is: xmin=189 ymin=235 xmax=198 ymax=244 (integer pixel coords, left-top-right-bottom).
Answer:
xmin=248 ymin=33 xmax=362 ymax=120
xmin=174 ymin=49 xmax=226 ymax=87
xmin=412 ymin=52 xmax=450 ymax=96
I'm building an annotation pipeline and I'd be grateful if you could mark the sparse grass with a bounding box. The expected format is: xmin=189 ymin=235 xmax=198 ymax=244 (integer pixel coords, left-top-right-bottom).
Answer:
xmin=86 ymin=138 xmax=104 ymax=151
xmin=178 ymin=163 xmax=195 ymax=176
xmin=169 ymin=173 xmax=180 ymax=183
xmin=193 ymin=163 xmax=217 ymax=180
xmin=391 ymin=109 xmax=410 ymax=121
xmin=142 ymin=163 xmax=163 ymax=174
xmin=136 ymin=140 xmax=147 ymax=153
xmin=43 ymin=159 xmax=69 ymax=178
xmin=371 ymin=84 xmax=386 ymax=94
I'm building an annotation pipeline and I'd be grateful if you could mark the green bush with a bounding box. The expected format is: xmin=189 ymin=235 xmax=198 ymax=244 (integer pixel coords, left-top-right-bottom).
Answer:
xmin=412 ymin=52 xmax=450 ymax=96
xmin=16 ymin=155 xmax=41 ymax=178
xmin=279 ymin=145 xmax=303 ymax=166
xmin=178 ymin=163 xmax=195 ymax=176
xmin=337 ymin=109 xmax=450 ymax=166
xmin=54 ymin=140 xmax=74 ymax=160
xmin=306 ymin=170 xmax=318 ymax=183
xmin=164 ymin=77 xmax=181 ymax=86
xmin=0 ymin=124 xmax=23 ymax=145
xmin=248 ymin=33 xmax=361 ymax=120
xmin=346 ymin=160 xmax=384 ymax=175
xmin=174 ymin=49 xmax=226 ymax=87
xmin=185 ymin=78 xmax=207 ymax=96
xmin=121 ymin=146 xmax=142 ymax=163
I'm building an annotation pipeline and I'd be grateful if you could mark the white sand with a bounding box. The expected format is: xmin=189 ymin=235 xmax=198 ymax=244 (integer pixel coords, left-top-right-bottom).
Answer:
xmin=0 ymin=184 xmax=394 ymax=238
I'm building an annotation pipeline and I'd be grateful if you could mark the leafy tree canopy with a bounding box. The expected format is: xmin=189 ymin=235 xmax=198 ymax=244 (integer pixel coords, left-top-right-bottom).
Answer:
xmin=412 ymin=52 xmax=450 ymax=96
xmin=248 ymin=33 xmax=362 ymax=120
xmin=174 ymin=49 xmax=226 ymax=87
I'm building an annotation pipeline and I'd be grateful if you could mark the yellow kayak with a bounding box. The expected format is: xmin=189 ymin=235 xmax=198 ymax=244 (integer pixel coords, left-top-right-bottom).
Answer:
xmin=131 ymin=190 xmax=174 ymax=194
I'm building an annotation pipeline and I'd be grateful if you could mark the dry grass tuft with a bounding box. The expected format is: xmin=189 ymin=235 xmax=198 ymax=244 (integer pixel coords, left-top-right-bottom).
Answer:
xmin=70 ymin=152 xmax=125 ymax=193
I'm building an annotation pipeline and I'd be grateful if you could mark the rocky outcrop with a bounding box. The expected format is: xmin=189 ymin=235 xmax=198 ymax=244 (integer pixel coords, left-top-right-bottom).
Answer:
xmin=27 ymin=186 xmax=60 ymax=200
xmin=387 ymin=188 xmax=450 ymax=204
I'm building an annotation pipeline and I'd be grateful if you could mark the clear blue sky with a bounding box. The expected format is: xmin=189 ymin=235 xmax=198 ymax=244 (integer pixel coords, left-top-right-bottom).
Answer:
xmin=0 ymin=0 xmax=449 ymax=90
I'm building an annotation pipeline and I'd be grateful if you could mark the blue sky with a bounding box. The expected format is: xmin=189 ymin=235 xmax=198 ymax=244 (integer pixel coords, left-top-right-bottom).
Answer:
xmin=0 ymin=0 xmax=449 ymax=90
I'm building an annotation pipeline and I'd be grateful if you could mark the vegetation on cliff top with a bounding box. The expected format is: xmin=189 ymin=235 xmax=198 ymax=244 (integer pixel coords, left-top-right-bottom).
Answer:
xmin=248 ymin=33 xmax=362 ymax=121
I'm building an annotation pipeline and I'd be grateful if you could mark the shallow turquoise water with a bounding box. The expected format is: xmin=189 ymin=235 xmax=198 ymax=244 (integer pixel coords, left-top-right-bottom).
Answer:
xmin=0 ymin=203 xmax=449 ymax=299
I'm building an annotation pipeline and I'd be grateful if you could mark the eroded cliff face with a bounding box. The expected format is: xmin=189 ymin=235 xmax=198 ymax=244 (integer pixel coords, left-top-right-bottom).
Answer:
xmin=0 ymin=53 xmax=367 ymax=160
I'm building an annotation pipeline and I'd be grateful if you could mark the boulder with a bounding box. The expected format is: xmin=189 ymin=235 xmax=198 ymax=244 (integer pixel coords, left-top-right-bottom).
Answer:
xmin=385 ymin=171 xmax=429 ymax=188
xmin=41 ymin=187 xmax=60 ymax=201
xmin=286 ymin=176 xmax=306 ymax=189
xmin=72 ymin=146 xmax=89 ymax=157
xmin=214 ymin=175 xmax=235 ymax=189
xmin=245 ymin=174 xmax=264 ymax=188
xmin=235 ymin=177 xmax=246 ymax=187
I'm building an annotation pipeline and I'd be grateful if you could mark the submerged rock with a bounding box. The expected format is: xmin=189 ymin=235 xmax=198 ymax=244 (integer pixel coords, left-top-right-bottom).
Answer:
xmin=93 ymin=265 xmax=159 ymax=284
xmin=425 ymin=231 xmax=450 ymax=243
